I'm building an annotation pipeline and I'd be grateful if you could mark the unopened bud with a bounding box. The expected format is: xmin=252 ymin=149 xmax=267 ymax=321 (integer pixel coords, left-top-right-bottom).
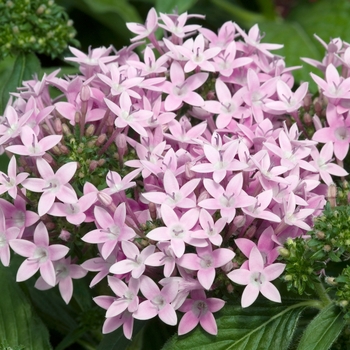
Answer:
xmin=116 ymin=133 xmax=127 ymax=156
xmin=51 ymin=145 xmax=61 ymax=155
xmin=59 ymin=229 xmax=71 ymax=241
xmin=278 ymin=247 xmax=290 ymax=258
xmin=80 ymin=85 xmax=91 ymax=102
xmin=148 ymin=202 xmax=157 ymax=221
xmin=327 ymin=184 xmax=337 ymax=208
xmin=339 ymin=300 xmax=349 ymax=308
xmin=45 ymin=222 xmax=55 ymax=230
xmin=98 ymin=159 xmax=106 ymax=166
xmin=89 ymin=160 xmax=98 ymax=172
xmin=95 ymin=133 xmax=107 ymax=147
xmin=206 ymin=90 xmax=216 ymax=100
xmin=54 ymin=118 xmax=62 ymax=134
xmin=97 ymin=191 xmax=117 ymax=212
xmin=314 ymin=100 xmax=322 ymax=115
xmin=303 ymin=93 xmax=312 ymax=112
xmin=85 ymin=124 xmax=95 ymax=137
xmin=316 ymin=231 xmax=325 ymax=240
xmin=37 ymin=4 xmax=46 ymax=14
xmin=284 ymin=275 xmax=293 ymax=282
xmin=323 ymin=244 xmax=332 ymax=252
xmin=62 ymin=123 xmax=72 ymax=137
xmin=75 ymin=111 xmax=81 ymax=124
xmin=227 ymin=284 xmax=234 ymax=294
xmin=233 ymin=215 xmax=245 ymax=228
xmin=312 ymin=114 xmax=322 ymax=130
xmin=325 ymin=276 xmax=337 ymax=286
xmin=303 ymin=113 xmax=312 ymax=127
xmin=59 ymin=144 xmax=69 ymax=154
xmin=244 ymin=225 xmax=256 ymax=239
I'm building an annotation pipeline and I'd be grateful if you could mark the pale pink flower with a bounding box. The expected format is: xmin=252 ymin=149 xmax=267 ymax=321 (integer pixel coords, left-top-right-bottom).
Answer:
xmin=6 ymin=125 xmax=62 ymax=157
xmin=126 ymin=7 xmax=158 ymax=42
xmin=109 ymin=241 xmax=155 ymax=278
xmin=178 ymin=289 xmax=225 ymax=335
xmin=0 ymin=156 xmax=28 ymax=199
xmin=22 ymin=158 xmax=77 ymax=216
xmin=147 ymin=204 xmax=204 ymax=258
xmin=133 ymin=275 xmax=178 ymax=326
xmin=177 ymin=245 xmax=235 ymax=290
xmin=227 ymin=246 xmax=285 ymax=307
xmin=35 ymin=257 xmax=87 ymax=304
xmin=10 ymin=222 xmax=69 ymax=286
xmin=163 ymin=61 xmax=208 ymax=111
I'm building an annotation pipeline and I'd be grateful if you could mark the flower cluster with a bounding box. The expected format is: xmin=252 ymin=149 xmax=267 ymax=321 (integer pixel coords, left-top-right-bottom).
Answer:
xmin=0 ymin=7 xmax=347 ymax=339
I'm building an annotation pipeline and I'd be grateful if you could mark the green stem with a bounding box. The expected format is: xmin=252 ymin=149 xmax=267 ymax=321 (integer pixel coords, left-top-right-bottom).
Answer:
xmin=314 ymin=281 xmax=332 ymax=307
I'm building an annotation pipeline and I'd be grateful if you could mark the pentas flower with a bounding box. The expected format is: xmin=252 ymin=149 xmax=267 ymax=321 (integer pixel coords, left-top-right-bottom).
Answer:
xmin=0 ymin=207 xmax=20 ymax=266
xmin=310 ymin=142 xmax=348 ymax=185
xmin=142 ymin=169 xmax=200 ymax=209
xmin=146 ymin=204 xmax=205 ymax=258
xmin=203 ymin=79 xmax=248 ymax=129
xmin=126 ymin=7 xmax=158 ymax=42
xmin=82 ymin=204 xmax=136 ymax=259
xmin=109 ymin=241 xmax=155 ymax=278
xmin=199 ymin=174 xmax=255 ymax=223
xmin=10 ymin=222 xmax=69 ymax=286
xmin=101 ymin=276 xmax=140 ymax=317
xmin=22 ymin=158 xmax=77 ymax=216
xmin=6 ymin=125 xmax=62 ymax=157
xmin=312 ymin=105 xmax=350 ymax=160
xmin=191 ymin=141 xmax=247 ymax=183
xmin=162 ymin=61 xmax=208 ymax=111
xmin=178 ymin=289 xmax=225 ymax=335
xmin=133 ymin=275 xmax=178 ymax=326
xmin=35 ymin=257 xmax=87 ymax=304
xmin=177 ymin=244 xmax=235 ymax=290
xmin=0 ymin=155 xmax=28 ymax=199
xmin=145 ymin=241 xmax=177 ymax=278
xmin=104 ymin=92 xmax=152 ymax=137
xmin=227 ymin=246 xmax=285 ymax=307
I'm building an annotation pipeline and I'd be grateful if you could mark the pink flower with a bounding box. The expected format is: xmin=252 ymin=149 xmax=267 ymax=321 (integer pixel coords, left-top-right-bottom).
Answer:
xmin=177 ymin=245 xmax=235 ymax=290
xmin=227 ymin=246 xmax=285 ymax=307
xmin=22 ymin=158 xmax=77 ymax=216
xmin=133 ymin=275 xmax=178 ymax=326
xmin=178 ymin=289 xmax=225 ymax=335
xmin=10 ymin=222 xmax=69 ymax=286
xmin=6 ymin=125 xmax=62 ymax=157
xmin=0 ymin=156 xmax=28 ymax=199
xmin=82 ymin=204 xmax=136 ymax=259
xmin=35 ymin=257 xmax=87 ymax=304
xmin=146 ymin=204 xmax=204 ymax=258
xmin=163 ymin=61 xmax=208 ymax=111
xmin=109 ymin=241 xmax=155 ymax=278
xmin=310 ymin=142 xmax=348 ymax=185
xmin=126 ymin=7 xmax=158 ymax=42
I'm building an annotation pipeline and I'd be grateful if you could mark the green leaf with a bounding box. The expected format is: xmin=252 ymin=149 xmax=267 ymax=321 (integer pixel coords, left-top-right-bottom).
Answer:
xmin=0 ymin=52 xmax=40 ymax=114
xmin=162 ymin=299 xmax=308 ymax=350
xmin=297 ymin=303 xmax=346 ymax=350
xmin=97 ymin=320 xmax=144 ymax=350
xmin=0 ymin=264 xmax=51 ymax=349
xmin=155 ymin=0 xmax=199 ymax=14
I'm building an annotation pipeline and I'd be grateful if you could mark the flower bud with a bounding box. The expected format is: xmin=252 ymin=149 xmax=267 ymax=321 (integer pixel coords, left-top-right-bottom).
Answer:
xmin=95 ymin=133 xmax=107 ymax=146
xmin=233 ymin=215 xmax=245 ymax=229
xmin=312 ymin=115 xmax=322 ymax=130
xmin=54 ymin=118 xmax=62 ymax=134
xmin=244 ymin=225 xmax=256 ymax=239
xmin=197 ymin=190 xmax=210 ymax=202
xmin=62 ymin=123 xmax=72 ymax=137
xmin=148 ymin=202 xmax=157 ymax=221
xmin=327 ymin=184 xmax=337 ymax=208
xmin=278 ymin=247 xmax=290 ymax=258
xmin=59 ymin=229 xmax=71 ymax=241
xmin=315 ymin=231 xmax=325 ymax=240
xmin=325 ymin=276 xmax=337 ymax=286
xmin=303 ymin=113 xmax=312 ymax=127
xmin=89 ymin=160 xmax=98 ymax=172
xmin=97 ymin=191 xmax=117 ymax=212
xmin=184 ymin=162 xmax=195 ymax=179
xmin=85 ymin=124 xmax=95 ymax=137
xmin=116 ymin=133 xmax=127 ymax=156
xmin=323 ymin=244 xmax=332 ymax=252
xmin=80 ymin=85 xmax=91 ymax=102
